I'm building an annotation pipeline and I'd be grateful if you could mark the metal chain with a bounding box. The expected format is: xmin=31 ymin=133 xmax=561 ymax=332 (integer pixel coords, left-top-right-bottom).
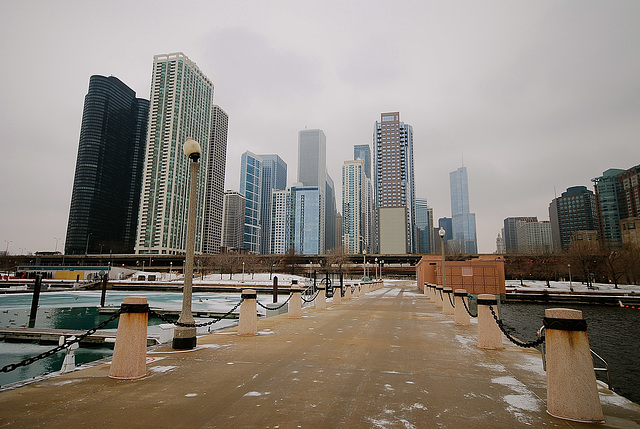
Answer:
xmin=447 ymin=292 xmax=455 ymax=308
xmin=489 ymin=305 xmax=545 ymax=348
xmin=462 ymin=297 xmax=477 ymax=317
xmin=149 ymin=300 xmax=243 ymax=328
xmin=257 ymin=293 xmax=293 ymax=310
xmin=301 ymin=290 xmax=320 ymax=303
xmin=0 ymin=309 xmax=123 ymax=373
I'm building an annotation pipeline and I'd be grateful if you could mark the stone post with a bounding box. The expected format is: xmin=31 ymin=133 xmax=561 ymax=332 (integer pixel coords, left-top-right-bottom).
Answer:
xmin=443 ymin=287 xmax=454 ymax=315
xmin=109 ymin=296 xmax=149 ymax=379
xmin=435 ymin=286 xmax=443 ymax=309
xmin=353 ymin=284 xmax=360 ymax=298
xmin=477 ymin=294 xmax=503 ymax=349
xmin=238 ymin=289 xmax=258 ymax=336
xmin=544 ymin=308 xmax=604 ymax=423
xmin=423 ymin=282 xmax=429 ymax=297
xmin=288 ymin=288 xmax=302 ymax=319
xmin=333 ymin=285 xmax=342 ymax=305
xmin=316 ymin=287 xmax=327 ymax=310
xmin=345 ymin=284 xmax=352 ymax=301
xmin=454 ymin=289 xmax=470 ymax=326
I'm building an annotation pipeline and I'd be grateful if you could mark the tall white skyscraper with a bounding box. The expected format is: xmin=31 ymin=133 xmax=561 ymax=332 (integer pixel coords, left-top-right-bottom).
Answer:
xmin=270 ymin=189 xmax=291 ymax=254
xmin=449 ymin=166 xmax=478 ymax=254
xmin=342 ymin=159 xmax=366 ymax=254
xmin=373 ymin=112 xmax=416 ymax=254
xmin=203 ymin=105 xmax=228 ymax=254
xmin=136 ymin=52 xmax=224 ymax=255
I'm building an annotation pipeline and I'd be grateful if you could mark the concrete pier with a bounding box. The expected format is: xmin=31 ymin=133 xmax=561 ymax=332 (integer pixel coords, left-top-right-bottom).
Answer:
xmin=0 ymin=281 xmax=638 ymax=427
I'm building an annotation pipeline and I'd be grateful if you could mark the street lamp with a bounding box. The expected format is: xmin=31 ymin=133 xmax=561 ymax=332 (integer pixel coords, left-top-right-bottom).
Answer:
xmin=363 ymin=250 xmax=367 ymax=280
xmin=568 ymin=263 xmax=573 ymax=292
xmin=375 ymin=257 xmax=378 ymax=279
xmin=242 ymin=261 xmax=245 ymax=282
xmin=173 ymin=137 xmax=201 ymax=350
xmin=439 ymin=227 xmax=447 ymax=289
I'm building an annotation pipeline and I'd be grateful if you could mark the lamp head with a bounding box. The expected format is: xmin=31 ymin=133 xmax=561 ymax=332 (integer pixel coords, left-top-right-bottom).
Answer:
xmin=438 ymin=227 xmax=446 ymax=238
xmin=183 ymin=137 xmax=201 ymax=162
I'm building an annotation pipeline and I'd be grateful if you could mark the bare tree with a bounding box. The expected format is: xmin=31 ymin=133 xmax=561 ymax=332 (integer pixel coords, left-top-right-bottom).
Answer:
xmin=603 ymin=250 xmax=625 ymax=288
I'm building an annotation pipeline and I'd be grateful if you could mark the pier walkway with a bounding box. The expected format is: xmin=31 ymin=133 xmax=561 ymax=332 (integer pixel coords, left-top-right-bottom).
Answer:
xmin=1 ymin=281 xmax=639 ymax=428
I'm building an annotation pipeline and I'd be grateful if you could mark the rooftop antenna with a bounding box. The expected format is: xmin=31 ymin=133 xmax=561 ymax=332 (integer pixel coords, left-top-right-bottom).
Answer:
xmin=554 ymin=186 xmax=557 ymax=199
xmin=461 ymin=152 xmax=464 ymax=167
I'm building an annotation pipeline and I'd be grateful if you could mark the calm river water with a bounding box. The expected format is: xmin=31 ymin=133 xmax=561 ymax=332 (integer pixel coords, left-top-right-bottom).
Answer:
xmin=501 ymin=301 xmax=640 ymax=405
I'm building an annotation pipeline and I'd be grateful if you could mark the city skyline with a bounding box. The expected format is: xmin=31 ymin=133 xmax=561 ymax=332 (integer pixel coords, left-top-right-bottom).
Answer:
xmin=1 ymin=2 xmax=639 ymax=254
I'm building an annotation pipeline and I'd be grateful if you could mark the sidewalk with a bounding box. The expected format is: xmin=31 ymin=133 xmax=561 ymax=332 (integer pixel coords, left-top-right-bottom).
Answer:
xmin=1 ymin=281 xmax=639 ymax=428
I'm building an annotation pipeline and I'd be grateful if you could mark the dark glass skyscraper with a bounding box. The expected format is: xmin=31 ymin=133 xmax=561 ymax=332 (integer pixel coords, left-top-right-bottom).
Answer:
xmin=65 ymin=75 xmax=149 ymax=254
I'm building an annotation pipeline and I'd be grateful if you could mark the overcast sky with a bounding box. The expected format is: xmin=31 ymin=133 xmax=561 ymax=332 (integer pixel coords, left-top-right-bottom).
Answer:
xmin=1 ymin=1 xmax=639 ymax=255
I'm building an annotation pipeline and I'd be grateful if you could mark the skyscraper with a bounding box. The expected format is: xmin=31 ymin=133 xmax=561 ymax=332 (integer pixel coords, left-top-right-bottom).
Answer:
xmin=296 ymin=129 xmax=328 ymax=253
xmin=240 ymin=151 xmax=262 ymax=253
xmin=221 ymin=191 xmax=246 ymax=251
xmin=592 ymin=166 xmax=640 ymax=250
xmin=415 ymin=198 xmax=433 ymax=254
xmin=503 ymin=217 xmax=538 ymax=253
xmin=65 ymin=75 xmax=149 ymax=255
xmin=270 ymin=189 xmax=292 ymax=254
xmin=373 ymin=112 xmax=416 ymax=254
xmin=203 ymin=105 xmax=229 ymax=254
xmin=354 ymin=144 xmax=371 ymax=179
xmin=549 ymin=186 xmax=599 ymax=251
xmin=449 ymin=166 xmax=478 ymax=254
xmin=291 ymin=185 xmax=324 ymax=255
xmin=136 ymin=52 xmax=220 ymax=255
xmin=325 ymin=174 xmax=337 ymax=251
xmin=342 ymin=159 xmax=366 ymax=253
xmin=259 ymin=155 xmax=287 ymax=254
xmin=298 ymin=129 xmax=326 ymax=188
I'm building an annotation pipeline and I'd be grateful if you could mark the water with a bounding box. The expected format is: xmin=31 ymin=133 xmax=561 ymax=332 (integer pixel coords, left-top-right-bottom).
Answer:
xmin=500 ymin=301 xmax=640 ymax=405
xmin=0 ymin=290 xmax=245 ymax=387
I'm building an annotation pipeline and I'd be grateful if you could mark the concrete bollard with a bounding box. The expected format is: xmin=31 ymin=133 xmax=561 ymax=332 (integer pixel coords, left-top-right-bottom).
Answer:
xmin=435 ymin=286 xmax=443 ymax=308
xmin=477 ymin=294 xmax=503 ymax=349
xmin=454 ymin=289 xmax=470 ymax=326
xmin=353 ymin=284 xmax=360 ymax=298
xmin=423 ymin=282 xmax=429 ymax=297
xmin=109 ymin=296 xmax=149 ymax=379
xmin=238 ymin=289 xmax=258 ymax=336
xmin=544 ymin=308 xmax=604 ymax=423
xmin=345 ymin=284 xmax=352 ymax=301
xmin=316 ymin=287 xmax=327 ymax=310
xmin=429 ymin=284 xmax=436 ymax=303
xmin=443 ymin=287 xmax=454 ymax=315
xmin=288 ymin=288 xmax=302 ymax=319
xmin=333 ymin=285 xmax=342 ymax=305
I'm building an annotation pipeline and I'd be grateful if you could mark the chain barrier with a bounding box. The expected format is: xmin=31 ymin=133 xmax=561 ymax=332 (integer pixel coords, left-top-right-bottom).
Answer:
xmin=256 ymin=293 xmax=293 ymax=311
xmin=489 ymin=305 xmax=545 ymax=348
xmin=301 ymin=290 xmax=320 ymax=303
xmin=447 ymin=292 xmax=455 ymax=308
xmin=149 ymin=300 xmax=243 ymax=328
xmin=0 ymin=309 xmax=123 ymax=374
xmin=462 ymin=296 xmax=477 ymax=317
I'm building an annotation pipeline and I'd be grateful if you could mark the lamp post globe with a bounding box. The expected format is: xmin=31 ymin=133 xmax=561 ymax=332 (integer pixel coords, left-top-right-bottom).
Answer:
xmin=183 ymin=137 xmax=201 ymax=161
